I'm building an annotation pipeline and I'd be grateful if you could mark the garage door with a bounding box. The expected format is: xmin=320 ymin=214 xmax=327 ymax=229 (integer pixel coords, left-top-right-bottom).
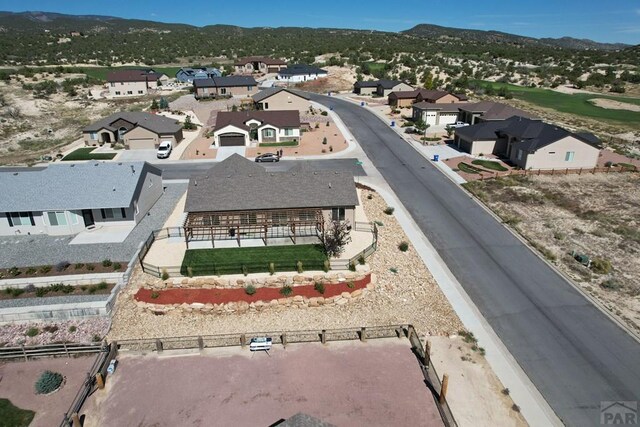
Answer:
xmin=128 ymin=139 xmax=156 ymax=150
xmin=219 ymin=134 xmax=246 ymax=147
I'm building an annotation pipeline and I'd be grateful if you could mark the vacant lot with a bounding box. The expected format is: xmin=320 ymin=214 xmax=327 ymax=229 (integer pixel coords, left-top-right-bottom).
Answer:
xmin=464 ymin=173 xmax=640 ymax=333
xmin=84 ymin=339 xmax=443 ymax=427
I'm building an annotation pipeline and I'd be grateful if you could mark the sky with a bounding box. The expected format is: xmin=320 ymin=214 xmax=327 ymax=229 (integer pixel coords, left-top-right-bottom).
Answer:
xmin=2 ymin=0 xmax=640 ymax=44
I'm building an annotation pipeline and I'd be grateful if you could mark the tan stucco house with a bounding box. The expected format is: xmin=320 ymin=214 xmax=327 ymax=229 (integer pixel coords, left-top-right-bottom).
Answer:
xmin=106 ymin=69 xmax=168 ymax=97
xmin=182 ymin=154 xmax=358 ymax=248
xmin=412 ymin=102 xmax=468 ymax=127
xmin=234 ymin=56 xmax=287 ymax=74
xmin=252 ymin=88 xmax=311 ymax=111
xmin=83 ymin=112 xmax=183 ymax=150
xmin=193 ymin=76 xmax=258 ymax=99
xmin=212 ymin=110 xmax=301 ymax=147
xmin=454 ymin=116 xmax=601 ymax=169
xmin=389 ymin=89 xmax=467 ymax=108
xmin=0 ymin=162 xmax=162 ymax=236
xmin=353 ymin=79 xmax=414 ymax=97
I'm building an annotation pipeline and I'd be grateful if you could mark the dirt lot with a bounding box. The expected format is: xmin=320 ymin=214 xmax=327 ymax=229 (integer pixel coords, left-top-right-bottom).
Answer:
xmin=0 ymin=355 xmax=98 ymax=427
xmin=83 ymin=339 xmax=443 ymax=427
xmin=588 ymin=98 xmax=640 ymax=112
xmin=464 ymin=173 xmax=640 ymax=334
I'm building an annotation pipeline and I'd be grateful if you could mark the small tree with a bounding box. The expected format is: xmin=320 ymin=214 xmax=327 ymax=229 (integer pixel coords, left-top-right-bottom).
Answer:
xmin=446 ymin=126 xmax=454 ymax=138
xmin=150 ymin=99 xmax=159 ymax=110
xmin=183 ymin=115 xmax=196 ymax=130
xmin=159 ymin=97 xmax=169 ymax=109
xmin=321 ymin=220 xmax=352 ymax=258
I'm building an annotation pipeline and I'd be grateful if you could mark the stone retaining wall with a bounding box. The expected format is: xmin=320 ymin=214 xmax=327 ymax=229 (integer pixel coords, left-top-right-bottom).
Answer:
xmin=136 ymin=273 xmax=375 ymax=316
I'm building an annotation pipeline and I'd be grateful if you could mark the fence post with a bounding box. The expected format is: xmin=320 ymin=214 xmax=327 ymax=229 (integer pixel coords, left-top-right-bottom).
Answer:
xmin=439 ymin=374 xmax=449 ymax=404
xmin=565 ymin=168 xmax=568 ymax=175
xmin=321 ymin=329 xmax=326 ymax=345
xmin=71 ymin=413 xmax=82 ymax=427
xmin=282 ymin=333 xmax=287 ymax=348
xmin=198 ymin=336 xmax=204 ymax=350
xmin=21 ymin=344 xmax=27 ymax=361
xmin=240 ymin=334 xmax=246 ymax=348
xmin=424 ymin=340 xmax=431 ymax=366
xmin=155 ymin=339 xmax=163 ymax=353
xmin=95 ymin=372 xmax=105 ymax=390
xmin=551 ymin=168 xmax=555 ymax=176
xmin=360 ymin=327 xmax=367 ymax=342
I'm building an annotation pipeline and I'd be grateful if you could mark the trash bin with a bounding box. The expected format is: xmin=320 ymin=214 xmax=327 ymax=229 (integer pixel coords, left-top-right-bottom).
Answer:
xmin=360 ymin=101 xmax=365 ymax=106
xmin=391 ymin=121 xmax=395 ymax=127
xmin=433 ymin=154 xmax=440 ymax=162
xmin=328 ymin=91 xmax=332 ymax=96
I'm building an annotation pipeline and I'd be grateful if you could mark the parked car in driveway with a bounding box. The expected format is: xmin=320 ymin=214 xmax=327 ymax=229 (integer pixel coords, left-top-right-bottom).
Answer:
xmin=255 ymin=153 xmax=280 ymax=162
xmin=156 ymin=141 xmax=172 ymax=159
xmin=447 ymin=122 xmax=469 ymax=129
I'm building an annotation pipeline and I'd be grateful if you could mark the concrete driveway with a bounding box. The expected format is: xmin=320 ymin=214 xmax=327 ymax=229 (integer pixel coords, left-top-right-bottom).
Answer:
xmin=115 ymin=149 xmax=158 ymax=162
xmin=309 ymin=93 xmax=640 ymax=427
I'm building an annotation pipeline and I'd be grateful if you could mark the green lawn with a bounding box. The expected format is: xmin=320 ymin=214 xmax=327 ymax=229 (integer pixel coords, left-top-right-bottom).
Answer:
xmin=0 ymin=399 xmax=35 ymax=427
xmin=62 ymin=147 xmax=116 ymax=161
xmin=471 ymin=80 xmax=640 ymax=129
xmin=472 ymin=159 xmax=508 ymax=171
xmin=82 ymin=66 xmax=181 ymax=81
xmin=259 ymin=140 xmax=299 ymax=147
xmin=458 ymin=162 xmax=483 ymax=174
xmin=181 ymin=244 xmax=328 ymax=276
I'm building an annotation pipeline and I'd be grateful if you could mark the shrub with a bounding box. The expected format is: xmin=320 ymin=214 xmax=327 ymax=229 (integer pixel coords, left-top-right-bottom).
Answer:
xmin=591 ymin=258 xmax=612 ymax=274
xmin=80 ymin=285 xmax=88 ymax=291
xmin=35 ymin=370 xmax=63 ymax=394
xmin=24 ymin=284 xmax=36 ymax=293
xmin=61 ymin=285 xmax=74 ymax=294
xmin=374 ymin=220 xmax=384 ymax=227
xmin=150 ymin=291 xmax=160 ymax=299
xmin=187 ymin=266 xmax=194 ymax=278
xmin=280 ymin=285 xmax=293 ymax=296
xmin=296 ymin=261 xmax=303 ymax=274
xmin=511 ymin=404 xmax=521 ymax=413
xmin=112 ymin=262 xmax=122 ymax=270
xmin=86 ymin=264 xmax=95 ymax=271
xmin=241 ymin=265 xmax=249 ymax=276
xmin=268 ymin=262 xmax=275 ymax=275
xmin=96 ymin=281 xmax=108 ymax=290
xmin=314 ymin=282 xmax=325 ymax=294
xmin=358 ymin=255 xmax=366 ymax=265
xmin=245 ymin=284 xmax=257 ymax=295
xmin=43 ymin=325 xmax=58 ymax=333
xmin=502 ymin=388 xmax=510 ymax=396
xmin=102 ymin=259 xmax=112 ymax=267
xmin=398 ymin=241 xmax=409 ymax=252
xmin=55 ymin=261 xmax=70 ymax=272
xmin=347 ymin=281 xmax=355 ymax=289
xmin=323 ymin=260 xmax=330 ymax=273
xmin=367 ymin=193 xmax=373 ymax=200
xmin=320 ymin=111 xmax=328 ymax=116
xmin=68 ymin=326 xmax=77 ymax=333
xmin=9 ymin=266 xmax=21 ymax=277
xmin=390 ymin=267 xmax=398 ymax=274
xmin=74 ymin=263 xmax=85 ymax=269
xmin=315 ymin=123 xmax=320 ymax=129
xmin=35 ymin=287 xmax=47 ymax=297
xmin=600 ymin=278 xmax=622 ymax=291
xmin=326 ymin=121 xmax=330 ymax=127
xmin=322 ymin=137 xmax=328 ymax=145
xmin=25 ymin=327 xmax=40 ymax=337
xmin=605 ymin=161 xmax=613 ymax=168
xmin=349 ymin=261 xmax=356 ymax=272
xmin=161 ymin=269 xmax=169 ymax=281
xmin=26 ymin=267 xmax=37 ymax=275
xmin=92 ymin=334 xmax=102 ymax=342
xmin=87 ymin=286 xmax=97 ymax=294
xmin=383 ymin=206 xmax=395 ymax=215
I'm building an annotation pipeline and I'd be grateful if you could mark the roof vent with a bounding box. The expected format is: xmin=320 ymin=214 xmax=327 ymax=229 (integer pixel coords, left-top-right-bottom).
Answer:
xmin=13 ymin=172 xmax=18 ymax=176
xmin=70 ymin=164 xmax=75 ymax=167
xmin=194 ymin=179 xmax=198 ymax=186
xmin=118 ymin=162 xmax=122 ymax=165
xmin=113 ymin=187 xmax=116 ymax=191
xmin=248 ymin=174 xmax=252 ymax=177
xmin=94 ymin=163 xmax=99 ymax=166
xmin=328 ymin=182 xmax=332 ymax=189
xmin=130 ymin=165 xmax=135 ymax=174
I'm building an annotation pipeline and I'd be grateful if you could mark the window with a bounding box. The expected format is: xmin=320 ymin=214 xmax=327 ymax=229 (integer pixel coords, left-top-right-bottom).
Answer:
xmin=121 ymin=208 xmax=127 ymax=219
xmin=516 ymin=150 xmax=523 ymax=161
xmin=240 ymin=213 xmax=257 ymax=225
xmin=71 ymin=211 xmax=79 ymax=225
xmin=115 ymin=91 xmax=121 ymax=95
xmin=272 ymin=212 xmax=288 ymax=226
xmin=7 ymin=212 xmax=34 ymax=227
xmin=90 ymin=132 xmax=98 ymax=140
xmin=47 ymin=211 xmax=67 ymax=226
xmin=138 ymin=90 xmax=144 ymax=94
xmin=247 ymin=86 xmax=253 ymax=91
xmin=110 ymin=83 xmax=115 ymax=87
xmin=284 ymin=128 xmax=294 ymax=136
xmin=118 ymin=127 xmax=127 ymax=139
xmin=263 ymin=128 xmax=275 ymax=138
xmin=220 ymin=88 xmax=227 ymax=95
xmin=203 ymin=88 xmax=209 ymax=94
xmin=332 ymin=208 xmax=345 ymax=221
xmin=565 ymin=151 xmax=575 ymax=162
xmin=101 ymin=208 xmax=114 ymax=219
xmin=549 ymin=152 xmax=556 ymax=154
xmin=299 ymin=211 xmax=316 ymax=221
xmin=263 ymin=102 xmax=269 ymax=110
xmin=127 ymin=90 xmax=133 ymax=95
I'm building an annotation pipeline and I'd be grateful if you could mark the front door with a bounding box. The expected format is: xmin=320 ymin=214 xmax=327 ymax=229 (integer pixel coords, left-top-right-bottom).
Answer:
xmin=82 ymin=209 xmax=95 ymax=227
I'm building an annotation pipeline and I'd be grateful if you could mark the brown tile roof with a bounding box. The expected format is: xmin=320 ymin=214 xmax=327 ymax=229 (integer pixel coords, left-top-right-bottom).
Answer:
xmin=214 ymin=110 xmax=300 ymax=132
xmin=412 ymin=102 xmax=469 ymax=113
xmin=459 ymin=101 xmax=537 ymax=120
xmin=106 ymin=69 xmax=164 ymax=83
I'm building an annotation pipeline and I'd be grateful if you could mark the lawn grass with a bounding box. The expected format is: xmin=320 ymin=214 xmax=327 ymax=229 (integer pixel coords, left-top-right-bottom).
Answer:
xmin=458 ymin=162 xmax=483 ymax=174
xmin=472 ymin=159 xmax=508 ymax=171
xmin=471 ymin=80 xmax=640 ymax=129
xmin=0 ymin=399 xmax=35 ymax=427
xmin=82 ymin=66 xmax=181 ymax=81
xmin=259 ymin=140 xmax=299 ymax=147
xmin=62 ymin=147 xmax=116 ymax=161
xmin=181 ymin=244 xmax=328 ymax=276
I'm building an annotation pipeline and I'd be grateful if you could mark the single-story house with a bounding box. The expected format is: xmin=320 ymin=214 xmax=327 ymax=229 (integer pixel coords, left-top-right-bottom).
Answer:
xmin=0 ymin=162 xmax=162 ymax=236
xmin=83 ymin=112 xmax=184 ymax=150
xmin=412 ymin=102 xmax=469 ymax=126
xmin=353 ymin=80 xmax=379 ymax=96
xmin=176 ymin=67 xmax=222 ymax=83
xmin=389 ymin=89 xmax=467 ymax=108
xmin=234 ymin=56 xmax=287 ymax=74
xmin=353 ymin=80 xmax=414 ymax=97
xmin=458 ymin=101 xmax=537 ymax=124
xmin=193 ymin=76 xmax=258 ymax=99
xmin=276 ymin=65 xmax=328 ymax=83
xmin=107 ymin=69 xmax=169 ymax=97
xmin=252 ymin=88 xmax=311 ymax=111
xmin=212 ymin=110 xmax=301 ymax=147
xmin=183 ymin=154 xmax=359 ymax=247
xmin=454 ymin=116 xmax=601 ymax=169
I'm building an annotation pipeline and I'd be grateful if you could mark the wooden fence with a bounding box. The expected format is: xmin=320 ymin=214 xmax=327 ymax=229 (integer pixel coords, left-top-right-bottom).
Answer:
xmin=0 ymin=342 xmax=105 ymax=361
xmin=476 ymin=164 xmax=637 ymax=181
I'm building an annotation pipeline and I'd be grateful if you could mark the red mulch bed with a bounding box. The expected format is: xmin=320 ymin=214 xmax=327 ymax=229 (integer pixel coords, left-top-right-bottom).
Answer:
xmin=135 ymin=274 xmax=371 ymax=305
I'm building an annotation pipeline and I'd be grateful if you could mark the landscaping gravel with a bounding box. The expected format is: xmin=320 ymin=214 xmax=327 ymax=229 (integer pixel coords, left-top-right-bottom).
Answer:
xmin=0 ymin=183 xmax=186 ymax=268
xmin=0 ymin=318 xmax=109 ymax=346
xmin=0 ymin=294 xmax=109 ymax=309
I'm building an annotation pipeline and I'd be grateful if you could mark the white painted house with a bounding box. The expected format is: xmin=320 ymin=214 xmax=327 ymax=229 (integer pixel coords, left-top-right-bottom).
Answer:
xmin=212 ymin=110 xmax=301 ymax=147
xmin=276 ymin=64 xmax=328 ymax=83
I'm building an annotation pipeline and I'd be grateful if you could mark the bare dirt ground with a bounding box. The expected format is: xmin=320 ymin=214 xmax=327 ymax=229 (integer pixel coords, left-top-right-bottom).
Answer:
xmin=0 ymin=355 xmax=97 ymax=427
xmin=464 ymin=173 xmax=640 ymax=334
xmin=295 ymin=66 xmax=357 ymax=93
xmin=83 ymin=339 xmax=443 ymax=427
xmin=588 ymin=98 xmax=640 ymax=112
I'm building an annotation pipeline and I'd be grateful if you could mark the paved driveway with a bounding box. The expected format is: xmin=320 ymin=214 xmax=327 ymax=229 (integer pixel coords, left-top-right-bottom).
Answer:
xmin=0 ymin=183 xmax=187 ymax=268
xmin=116 ymin=149 xmax=158 ymax=162
xmin=309 ymin=93 xmax=640 ymax=427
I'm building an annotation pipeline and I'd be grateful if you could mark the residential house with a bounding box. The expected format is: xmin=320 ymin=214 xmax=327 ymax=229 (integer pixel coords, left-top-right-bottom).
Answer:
xmin=412 ymin=102 xmax=470 ymax=127
xmin=212 ymin=110 xmax=300 ymax=147
xmin=193 ymin=76 xmax=258 ymax=99
xmin=458 ymin=101 xmax=536 ymax=124
xmin=0 ymin=162 xmax=162 ymax=236
xmin=353 ymin=79 xmax=414 ymax=97
xmin=234 ymin=56 xmax=287 ymax=74
xmin=182 ymin=154 xmax=359 ymax=248
xmin=176 ymin=67 xmax=222 ymax=83
xmin=83 ymin=112 xmax=183 ymax=150
xmin=106 ymin=69 xmax=168 ymax=97
xmin=389 ymin=89 xmax=467 ymax=108
xmin=252 ymin=88 xmax=311 ymax=111
xmin=276 ymin=65 xmax=328 ymax=83
xmin=454 ymin=116 xmax=601 ymax=169
xmin=353 ymin=80 xmax=379 ymax=96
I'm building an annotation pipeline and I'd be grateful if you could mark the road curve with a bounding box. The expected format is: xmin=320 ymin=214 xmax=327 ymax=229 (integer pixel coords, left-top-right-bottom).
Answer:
xmin=310 ymin=93 xmax=640 ymax=426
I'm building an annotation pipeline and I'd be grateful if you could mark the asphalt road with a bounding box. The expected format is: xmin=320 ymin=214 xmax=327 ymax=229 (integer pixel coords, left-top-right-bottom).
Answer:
xmin=157 ymin=158 xmax=366 ymax=180
xmin=310 ymin=94 xmax=640 ymax=426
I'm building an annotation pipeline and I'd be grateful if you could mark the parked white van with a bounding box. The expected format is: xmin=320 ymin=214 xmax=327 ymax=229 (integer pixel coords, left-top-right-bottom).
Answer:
xmin=156 ymin=140 xmax=172 ymax=159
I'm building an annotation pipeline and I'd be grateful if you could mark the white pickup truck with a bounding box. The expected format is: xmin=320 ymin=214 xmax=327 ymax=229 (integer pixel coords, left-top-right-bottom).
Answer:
xmin=447 ymin=121 xmax=470 ymax=129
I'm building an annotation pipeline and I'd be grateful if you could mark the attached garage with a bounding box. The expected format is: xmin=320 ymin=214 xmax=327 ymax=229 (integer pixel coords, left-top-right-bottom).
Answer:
xmin=219 ymin=133 xmax=247 ymax=147
xmin=128 ymin=138 xmax=157 ymax=150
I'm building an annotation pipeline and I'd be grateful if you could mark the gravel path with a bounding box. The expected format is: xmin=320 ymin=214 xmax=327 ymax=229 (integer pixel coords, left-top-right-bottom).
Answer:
xmin=108 ymin=190 xmax=463 ymax=340
xmin=0 ymin=294 xmax=109 ymax=309
xmin=0 ymin=183 xmax=187 ymax=268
